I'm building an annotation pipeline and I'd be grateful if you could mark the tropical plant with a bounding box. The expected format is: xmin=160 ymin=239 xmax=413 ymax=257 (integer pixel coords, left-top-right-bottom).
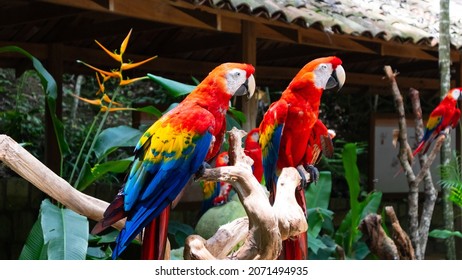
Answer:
xmin=307 ymin=142 xmax=383 ymax=260
xmin=429 ymin=152 xmax=462 ymax=242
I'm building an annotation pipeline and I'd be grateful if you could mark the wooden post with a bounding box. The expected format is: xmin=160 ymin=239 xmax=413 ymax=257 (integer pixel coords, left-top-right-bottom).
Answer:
xmin=241 ymin=21 xmax=258 ymax=131
xmin=45 ymin=43 xmax=63 ymax=174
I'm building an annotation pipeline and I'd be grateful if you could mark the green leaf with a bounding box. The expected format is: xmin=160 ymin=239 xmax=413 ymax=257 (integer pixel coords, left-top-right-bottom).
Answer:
xmin=0 ymin=46 xmax=70 ymax=157
xmin=226 ymin=112 xmax=242 ymax=131
xmin=133 ymin=105 xmax=162 ymax=118
xmin=76 ymin=157 xmax=133 ymax=191
xmin=359 ymin=191 xmax=382 ymax=220
xmin=93 ymin=125 xmax=143 ymax=159
xmin=40 ymin=199 xmax=89 ymax=260
xmin=228 ymin=107 xmax=247 ymax=125
xmin=307 ymin=231 xmax=327 ymax=254
xmin=342 ymin=143 xmax=360 ymax=203
xmin=19 ymin=218 xmax=47 ymax=260
xmin=307 ymin=207 xmax=334 ymax=237
xmin=147 ymin=73 xmax=196 ymax=97
xmin=429 ymin=229 xmax=462 ymax=239
xmin=306 ymin=171 xmax=332 ymax=209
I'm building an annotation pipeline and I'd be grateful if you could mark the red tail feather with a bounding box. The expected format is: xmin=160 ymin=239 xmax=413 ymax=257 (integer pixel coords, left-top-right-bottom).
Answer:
xmin=141 ymin=207 xmax=170 ymax=260
xmin=91 ymin=190 xmax=126 ymax=235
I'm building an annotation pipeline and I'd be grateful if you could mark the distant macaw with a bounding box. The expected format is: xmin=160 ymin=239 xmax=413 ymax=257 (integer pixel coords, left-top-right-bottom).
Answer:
xmin=244 ymin=128 xmax=264 ymax=183
xmin=201 ymin=128 xmax=263 ymax=213
xmin=91 ymin=63 xmax=255 ymax=260
xmin=199 ymin=151 xmax=232 ymax=214
xmin=413 ymin=87 xmax=462 ymax=156
xmin=259 ymin=56 xmax=345 ymax=260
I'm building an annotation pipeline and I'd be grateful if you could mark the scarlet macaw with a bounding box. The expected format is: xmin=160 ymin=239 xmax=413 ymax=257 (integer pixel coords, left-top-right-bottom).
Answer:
xmin=259 ymin=56 xmax=345 ymax=259
xmin=244 ymin=128 xmax=264 ymax=183
xmin=199 ymin=151 xmax=232 ymax=214
xmin=413 ymin=87 xmax=462 ymax=156
xmin=201 ymin=128 xmax=263 ymax=213
xmin=92 ymin=63 xmax=255 ymax=259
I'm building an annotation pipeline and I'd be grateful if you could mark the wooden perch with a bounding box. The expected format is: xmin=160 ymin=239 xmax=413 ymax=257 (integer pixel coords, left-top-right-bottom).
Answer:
xmin=385 ymin=206 xmax=415 ymax=260
xmin=1 ymin=128 xmax=308 ymax=260
xmin=359 ymin=214 xmax=399 ymax=260
xmin=185 ymin=127 xmax=308 ymax=260
xmin=0 ymin=134 xmax=125 ymax=231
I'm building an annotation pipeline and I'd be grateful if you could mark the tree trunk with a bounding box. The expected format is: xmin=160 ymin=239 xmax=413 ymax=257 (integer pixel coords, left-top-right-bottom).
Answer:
xmin=439 ymin=0 xmax=456 ymax=260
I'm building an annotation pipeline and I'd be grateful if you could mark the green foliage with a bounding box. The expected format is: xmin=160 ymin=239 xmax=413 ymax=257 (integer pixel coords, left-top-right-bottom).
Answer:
xmin=93 ymin=125 xmax=143 ymax=160
xmin=195 ymin=194 xmax=247 ymax=239
xmin=0 ymin=46 xmax=70 ymax=171
xmin=307 ymin=143 xmax=382 ymax=260
xmin=439 ymin=152 xmax=462 ymax=208
xmin=429 ymin=229 xmax=462 ymax=239
xmin=20 ymin=199 xmax=89 ymax=260
xmin=147 ymin=73 xmax=196 ymax=98
xmin=168 ymin=221 xmax=195 ymax=249
xmin=86 ymin=231 xmax=118 ymax=260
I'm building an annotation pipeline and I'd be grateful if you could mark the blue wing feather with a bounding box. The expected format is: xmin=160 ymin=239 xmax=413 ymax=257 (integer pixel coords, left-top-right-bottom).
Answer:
xmin=112 ymin=130 xmax=213 ymax=258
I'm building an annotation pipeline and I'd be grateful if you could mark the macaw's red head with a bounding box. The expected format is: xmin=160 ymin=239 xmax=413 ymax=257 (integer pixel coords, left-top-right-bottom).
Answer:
xmin=245 ymin=128 xmax=260 ymax=149
xmin=199 ymin=62 xmax=256 ymax=100
xmin=215 ymin=151 xmax=229 ymax=167
xmin=291 ymin=56 xmax=346 ymax=92
xmin=446 ymin=87 xmax=462 ymax=101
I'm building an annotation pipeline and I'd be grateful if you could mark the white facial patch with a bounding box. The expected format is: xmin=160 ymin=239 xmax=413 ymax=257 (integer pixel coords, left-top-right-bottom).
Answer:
xmin=225 ymin=68 xmax=248 ymax=95
xmin=313 ymin=63 xmax=334 ymax=89
xmin=452 ymin=89 xmax=461 ymax=100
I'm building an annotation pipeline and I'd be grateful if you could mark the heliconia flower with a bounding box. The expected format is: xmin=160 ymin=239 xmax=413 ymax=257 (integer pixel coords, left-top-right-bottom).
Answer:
xmin=100 ymin=106 xmax=134 ymax=112
xmin=95 ymin=40 xmax=122 ymax=62
xmin=119 ymin=76 xmax=148 ymax=86
xmin=119 ymin=29 xmax=132 ymax=57
xmin=95 ymin=72 xmax=105 ymax=95
xmin=102 ymin=94 xmax=123 ymax=106
xmin=121 ymin=56 xmax=158 ymax=71
xmin=77 ymin=60 xmax=121 ymax=79
xmin=70 ymin=94 xmax=102 ymax=106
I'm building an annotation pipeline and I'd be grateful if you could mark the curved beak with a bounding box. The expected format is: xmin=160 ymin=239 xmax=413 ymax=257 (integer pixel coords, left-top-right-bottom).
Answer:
xmin=325 ymin=65 xmax=346 ymax=91
xmin=234 ymin=74 xmax=256 ymax=99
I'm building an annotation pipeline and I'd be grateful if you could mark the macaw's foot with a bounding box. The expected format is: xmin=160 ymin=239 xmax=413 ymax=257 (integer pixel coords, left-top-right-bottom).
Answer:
xmin=194 ymin=162 xmax=212 ymax=180
xmin=296 ymin=164 xmax=319 ymax=189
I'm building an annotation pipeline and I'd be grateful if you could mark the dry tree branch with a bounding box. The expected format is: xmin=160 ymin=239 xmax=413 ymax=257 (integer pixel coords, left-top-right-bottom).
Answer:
xmin=385 ymin=206 xmax=415 ymax=260
xmin=384 ymin=66 xmax=442 ymax=259
xmin=359 ymin=213 xmax=399 ymax=260
xmin=185 ymin=127 xmax=308 ymax=260
xmin=0 ymin=134 xmax=125 ymax=231
xmin=1 ymin=128 xmax=308 ymax=260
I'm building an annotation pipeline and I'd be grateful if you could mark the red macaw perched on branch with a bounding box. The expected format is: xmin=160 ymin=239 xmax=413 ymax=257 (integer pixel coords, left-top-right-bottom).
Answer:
xmin=91 ymin=63 xmax=255 ymax=260
xmin=413 ymin=87 xmax=462 ymax=156
xmin=259 ymin=56 xmax=345 ymax=259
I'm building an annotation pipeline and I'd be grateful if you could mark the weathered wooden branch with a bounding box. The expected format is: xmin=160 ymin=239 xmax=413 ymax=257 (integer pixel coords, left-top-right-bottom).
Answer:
xmin=384 ymin=66 xmax=440 ymax=260
xmin=0 ymin=134 xmax=125 ymax=231
xmin=185 ymin=127 xmax=307 ymax=260
xmin=385 ymin=206 xmax=415 ymax=260
xmin=1 ymin=127 xmax=308 ymax=260
xmin=359 ymin=213 xmax=399 ymax=260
